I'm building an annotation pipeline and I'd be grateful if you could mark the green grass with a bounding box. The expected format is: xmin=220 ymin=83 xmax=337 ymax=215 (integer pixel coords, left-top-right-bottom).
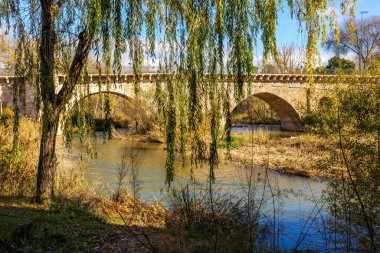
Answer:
xmin=0 ymin=196 xmax=115 ymax=253
xmin=218 ymin=135 xmax=248 ymax=149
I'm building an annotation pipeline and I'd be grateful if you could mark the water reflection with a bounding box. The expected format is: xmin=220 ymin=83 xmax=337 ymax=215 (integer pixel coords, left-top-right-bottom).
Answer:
xmin=232 ymin=124 xmax=281 ymax=132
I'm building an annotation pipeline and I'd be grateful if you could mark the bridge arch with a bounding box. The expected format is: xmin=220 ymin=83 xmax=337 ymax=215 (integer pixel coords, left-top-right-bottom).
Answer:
xmin=60 ymin=90 xmax=149 ymax=135
xmin=232 ymin=92 xmax=302 ymax=132
xmin=71 ymin=91 xmax=134 ymax=108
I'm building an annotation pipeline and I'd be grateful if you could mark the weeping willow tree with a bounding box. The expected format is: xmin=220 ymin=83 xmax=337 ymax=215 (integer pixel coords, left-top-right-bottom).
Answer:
xmin=0 ymin=0 xmax=356 ymax=202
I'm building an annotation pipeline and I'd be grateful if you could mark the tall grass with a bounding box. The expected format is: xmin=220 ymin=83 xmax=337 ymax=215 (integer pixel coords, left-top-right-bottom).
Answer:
xmin=0 ymin=118 xmax=39 ymax=196
xmin=113 ymin=140 xmax=143 ymax=204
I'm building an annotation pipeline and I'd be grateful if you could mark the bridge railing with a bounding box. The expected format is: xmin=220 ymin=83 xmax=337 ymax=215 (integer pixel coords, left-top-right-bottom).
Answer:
xmin=0 ymin=73 xmax=379 ymax=85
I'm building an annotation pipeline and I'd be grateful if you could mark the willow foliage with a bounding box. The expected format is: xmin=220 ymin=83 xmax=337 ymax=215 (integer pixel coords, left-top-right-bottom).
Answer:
xmin=0 ymin=0 xmax=356 ymax=187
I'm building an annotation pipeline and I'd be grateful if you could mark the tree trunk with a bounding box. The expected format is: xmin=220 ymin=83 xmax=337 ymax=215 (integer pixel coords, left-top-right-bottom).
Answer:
xmin=35 ymin=0 xmax=93 ymax=203
xmin=36 ymin=0 xmax=57 ymax=203
xmin=36 ymin=109 xmax=60 ymax=203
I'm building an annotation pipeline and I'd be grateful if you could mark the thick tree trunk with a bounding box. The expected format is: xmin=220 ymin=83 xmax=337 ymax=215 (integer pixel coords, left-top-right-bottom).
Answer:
xmin=36 ymin=109 xmax=60 ymax=202
xmin=36 ymin=0 xmax=57 ymax=203
xmin=35 ymin=0 xmax=93 ymax=203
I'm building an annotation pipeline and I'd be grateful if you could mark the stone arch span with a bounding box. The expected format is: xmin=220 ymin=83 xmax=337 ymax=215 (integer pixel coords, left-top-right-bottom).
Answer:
xmin=234 ymin=92 xmax=302 ymax=132
xmin=75 ymin=90 xmax=148 ymax=120
xmin=68 ymin=89 xmax=145 ymax=112
xmin=58 ymin=90 xmax=148 ymax=135
xmin=75 ymin=91 xmax=133 ymax=105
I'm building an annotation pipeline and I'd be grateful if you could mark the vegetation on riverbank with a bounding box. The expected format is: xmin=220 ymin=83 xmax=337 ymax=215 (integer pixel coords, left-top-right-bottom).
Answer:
xmin=0 ymin=182 xmax=280 ymax=252
xmin=0 ymin=118 xmax=39 ymax=196
xmin=0 ymin=193 xmax=169 ymax=252
xmin=219 ymin=130 xmax=337 ymax=178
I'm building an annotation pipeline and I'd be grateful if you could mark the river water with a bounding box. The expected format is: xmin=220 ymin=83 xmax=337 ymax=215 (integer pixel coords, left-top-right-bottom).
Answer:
xmin=56 ymin=127 xmax=328 ymax=251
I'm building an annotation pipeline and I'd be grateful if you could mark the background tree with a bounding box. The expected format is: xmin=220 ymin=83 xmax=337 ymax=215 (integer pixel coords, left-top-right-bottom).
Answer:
xmin=326 ymin=16 xmax=380 ymax=71
xmin=326 ymin=56 xmax=356 ymax=73
xmin=262 ymin=63 xmax=278 ymax=74
xmin=367 ymin=52 xmax=380 ymax=73
xmin=314 ymin=56 xmax=356 ymax=74
xmin=0 ymin=35 xmax=15 ymax=74
xmin=0 ymin=0 xmax=357 ymax=202
xmin=275 ymin=43 xmax=305 ymax=73
xmin=314 ymin=66 xmax=327 ymax=74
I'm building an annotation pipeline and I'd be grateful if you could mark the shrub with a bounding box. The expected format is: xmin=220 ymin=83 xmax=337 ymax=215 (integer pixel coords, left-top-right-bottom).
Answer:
xmin=166 ymin=183 xmax=273 ymax=252
xmin=0 ymin=106 xmax=14 ymax=125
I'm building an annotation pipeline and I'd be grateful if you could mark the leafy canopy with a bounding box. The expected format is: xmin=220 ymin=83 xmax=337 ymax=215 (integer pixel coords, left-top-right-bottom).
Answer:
xmin=326 ymin=56 xmax=356 ymax=73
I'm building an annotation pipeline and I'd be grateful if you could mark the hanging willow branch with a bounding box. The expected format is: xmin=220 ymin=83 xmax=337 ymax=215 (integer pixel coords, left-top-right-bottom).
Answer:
xmin=0 ymin=0 xmax=357 ymax=194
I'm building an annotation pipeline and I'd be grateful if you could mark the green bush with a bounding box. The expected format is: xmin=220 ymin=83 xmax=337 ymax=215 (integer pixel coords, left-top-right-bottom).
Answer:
xmin=0 ymin=106 xmax=14 ymax=124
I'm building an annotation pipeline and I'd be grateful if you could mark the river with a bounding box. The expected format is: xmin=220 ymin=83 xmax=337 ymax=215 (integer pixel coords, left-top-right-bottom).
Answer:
xmin=56 ymin=127 xmax=328 ymax=251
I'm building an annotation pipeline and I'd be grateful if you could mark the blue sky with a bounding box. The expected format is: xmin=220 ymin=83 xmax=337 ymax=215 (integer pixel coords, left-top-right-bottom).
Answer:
xmin=123 ymin=0 xmax=380 ymax=69
xmin=271 ymin=0 xmax=380 ymax=65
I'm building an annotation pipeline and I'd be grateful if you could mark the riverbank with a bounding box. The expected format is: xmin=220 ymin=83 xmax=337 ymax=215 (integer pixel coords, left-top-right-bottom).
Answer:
xmin=0 ymin=184 xmax=287 ymax=252
xmin=0 ymin=194 xmax=170 ymax=252
xmin=219 ymin=130 xmax=337 ymax=179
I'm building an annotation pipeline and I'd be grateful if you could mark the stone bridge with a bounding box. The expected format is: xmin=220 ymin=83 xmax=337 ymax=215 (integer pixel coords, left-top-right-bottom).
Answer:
xmin=1 ymin=74 xmax=379 ymax=132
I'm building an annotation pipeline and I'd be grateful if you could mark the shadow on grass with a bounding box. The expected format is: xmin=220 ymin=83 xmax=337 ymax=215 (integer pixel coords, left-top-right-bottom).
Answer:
xmin=0 ymin=196 xmax=163 ymax=253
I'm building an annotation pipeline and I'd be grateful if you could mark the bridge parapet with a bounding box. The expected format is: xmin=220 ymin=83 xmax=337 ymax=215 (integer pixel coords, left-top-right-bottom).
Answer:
xmin=53 ymin=73 xmax=380 ymax=85
xmin=1 ymin=73 xmax=380 ymax=86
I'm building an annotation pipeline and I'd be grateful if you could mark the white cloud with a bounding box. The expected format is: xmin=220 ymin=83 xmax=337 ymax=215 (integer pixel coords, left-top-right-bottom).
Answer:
xmin=319 ymin=51 xmax=335 ymax=66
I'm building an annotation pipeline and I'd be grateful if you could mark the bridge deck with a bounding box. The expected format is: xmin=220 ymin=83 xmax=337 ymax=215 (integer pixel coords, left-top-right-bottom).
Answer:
xmin=0 ymin=73 xmax=379 ymax=85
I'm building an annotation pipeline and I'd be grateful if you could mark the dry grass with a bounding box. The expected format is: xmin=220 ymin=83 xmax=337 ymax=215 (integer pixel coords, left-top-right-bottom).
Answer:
xmin=221 ymin=130 xmax=338 ymax=178
xmin=0 ymin=118 xmax=40 ymax=196
xmin=101 ymin=190 xmax=167 ymax=228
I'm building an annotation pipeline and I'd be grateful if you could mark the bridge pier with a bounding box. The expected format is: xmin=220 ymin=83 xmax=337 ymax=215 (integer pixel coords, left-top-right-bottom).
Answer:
xmin=280 ymin=119 xmax=302 ymax=132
